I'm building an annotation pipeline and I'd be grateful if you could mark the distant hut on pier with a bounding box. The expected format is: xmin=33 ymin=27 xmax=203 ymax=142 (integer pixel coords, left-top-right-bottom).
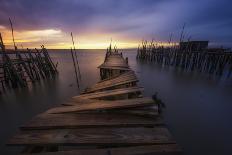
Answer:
xmin=98 ymin=45 xmax=130 ymax=79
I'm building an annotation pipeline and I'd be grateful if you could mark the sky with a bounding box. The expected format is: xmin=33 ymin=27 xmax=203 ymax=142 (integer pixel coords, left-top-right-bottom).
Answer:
xmin=0 ymin=0 xmax=232 ymax=49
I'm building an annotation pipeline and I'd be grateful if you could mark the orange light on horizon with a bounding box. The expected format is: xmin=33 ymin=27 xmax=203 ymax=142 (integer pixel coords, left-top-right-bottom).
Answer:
xmin=0 ymin=26 xmax=174 ymax=50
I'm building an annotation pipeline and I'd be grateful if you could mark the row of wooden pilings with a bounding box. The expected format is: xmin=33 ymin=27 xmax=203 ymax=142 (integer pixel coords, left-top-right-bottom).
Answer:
xmin=0 ymin=35 xmax=58 ymax=94
xmin=137 ymin=41 xmax=232 ymax=78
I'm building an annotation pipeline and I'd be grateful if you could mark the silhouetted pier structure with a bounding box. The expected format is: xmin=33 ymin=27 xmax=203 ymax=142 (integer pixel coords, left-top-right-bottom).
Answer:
xmin=0 ymin=34 xmax=58 ymax=94
xmin=7 ymin=45 xmax=182 ymax=155
xmin=137 ymin=40 xmax=232 ymax=77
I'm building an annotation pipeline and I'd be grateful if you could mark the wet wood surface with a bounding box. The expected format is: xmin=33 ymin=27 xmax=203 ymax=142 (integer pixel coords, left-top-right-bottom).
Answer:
xmin=46 ymin=97 xmax=155 ymax=114
xmin=73 ymin=86 xmax=143 ymax=100
xmin=99 ymin=54 xmax=129 ymax=69
xmin=8 ymin=127 xmax=175 ymax=146
xmin=23 ymin=144 xmax=182 ymax=155
xmin=85 ymin=71 xmax=138 ymax=93
xmin=20 ymin=113 xmax=163 ymax=130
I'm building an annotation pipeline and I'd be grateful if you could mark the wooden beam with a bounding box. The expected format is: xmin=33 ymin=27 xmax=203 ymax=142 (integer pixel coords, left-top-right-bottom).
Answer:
xmin=62 ymin=98 xmax=99 ymax=106
xmin=20 ymin=113 xmax=163 ymax=130
xmin=85 ymin=71 xmax=138 ymax=93
xmin=46 ymin=97 xmax=155 ymax=114
xmin=8 ymin=127 xmax=175 ymax=146
xmin=73 ymin=86 xmax=143 ymax=100
xmin=21 ymin=144 xmax=182 ymax=155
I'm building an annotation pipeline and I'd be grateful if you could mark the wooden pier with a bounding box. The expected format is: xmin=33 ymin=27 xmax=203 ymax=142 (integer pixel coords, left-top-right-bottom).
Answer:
xmin=0 ymin=33 xmax=58 ymax=94
xmin=137 ymin=40 xmax=232 ymax=77
xmin=7 ymin=46 xmax=182 ymax=154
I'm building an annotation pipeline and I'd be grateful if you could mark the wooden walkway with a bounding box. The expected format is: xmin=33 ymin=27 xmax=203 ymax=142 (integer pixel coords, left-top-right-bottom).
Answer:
xmin=7 ymin=48 xmax=182 ymax=154
xmin=72 ymin=86 xmax=144 ymax=101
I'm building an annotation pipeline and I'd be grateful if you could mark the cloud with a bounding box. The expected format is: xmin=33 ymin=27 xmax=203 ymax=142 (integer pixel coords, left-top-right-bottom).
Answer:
xmin=0 ymin=25 xmax=6 ymax=29
xmin=0 ymin=0 xmax=232 ymax=48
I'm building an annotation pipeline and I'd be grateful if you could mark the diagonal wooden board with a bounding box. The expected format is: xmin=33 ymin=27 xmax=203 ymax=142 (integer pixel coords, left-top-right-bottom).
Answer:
xmin=22 ymin=144 xmax=182 ymax=155
xmin=72 ymin=86 xmax=144 ymax=100
xmin=8 ymin=127 xmax=175 ymax=146
xmin=96 ymin=70 xmax=134 ymax=84
xmin=85 ymin=71 xmax=138 ymax=93
xmin=62 ymin=98 xmax=99 ymax=106
xmin=95 ymin=71 xmax=136 ymax=85
xmin=20 ymin=113 xmax=164 ymax=130
xmin=98 ymin=66 xmax=131 ymax=70
xmin=62 ymin=99 xmax=159 ymax=117
xmin=114 ymin=109 xmax=159 ymax=117
xmin=46 ymin=97 xmax=155 ymax=114
xmin=97 ymin=71 xmax=134 ymax=83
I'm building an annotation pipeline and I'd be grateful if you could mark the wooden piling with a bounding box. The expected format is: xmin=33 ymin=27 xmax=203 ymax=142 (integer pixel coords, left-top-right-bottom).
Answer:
xmin=137 ymin=40 xmax=232 ymax=78
xmin=0 ymin=36 xmax=58 ymax=93
xmin=70 ymin=48 xmax=80 ymax=90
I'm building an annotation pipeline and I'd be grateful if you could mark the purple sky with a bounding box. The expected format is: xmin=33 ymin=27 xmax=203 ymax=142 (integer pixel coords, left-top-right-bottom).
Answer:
xmin=0 ymin=0 xmax=232 ymax=48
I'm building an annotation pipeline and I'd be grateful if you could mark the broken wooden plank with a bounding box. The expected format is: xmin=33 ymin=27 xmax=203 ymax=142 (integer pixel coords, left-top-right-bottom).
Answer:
xmin=98 ymin=70 xmax=131 ymax=82
xmin=46 ymin=97 xmax=155 ymax=114
xmin=96 ymin=71 xmax=135 ymax=84
xmin=85 ymin=71 xmax=138 ymax=93
xmin=22 ymin=148 xmax=108 ymax=155
xmin=8 ymin=127 xmax=175 ymax=146
xmin=62 ymin=99 xmax=99 ymax=106
xmin=20 ymin=113 xmax=163 ymax=130
xmin=110 ymin=144 xmax=182 ymax=155
xmin=99 ymin=66 xmax=131 ymax=70
xmin=72 ymin=86 xmax=144 ymax=100
xmin=22 ymin=144 xmax=182 ymax=155
xmin=115 ymin=109 xmax=159 ymax=117
xmin=60 ymin=104 xmax=159 ymax=117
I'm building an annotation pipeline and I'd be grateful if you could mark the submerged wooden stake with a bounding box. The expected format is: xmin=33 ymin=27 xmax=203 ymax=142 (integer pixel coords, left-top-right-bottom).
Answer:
xmin=70 ymin=47 xmax=80 ymax=90
xmin=71 ymin=32 xmax=81 ymax=80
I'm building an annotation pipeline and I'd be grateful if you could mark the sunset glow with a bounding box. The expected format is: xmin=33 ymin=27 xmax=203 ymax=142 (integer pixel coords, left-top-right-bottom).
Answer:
xmin=1 ymin=0 xmax=231 ymax=49
xmin=0 ymin=26 xmax=140 ymax=49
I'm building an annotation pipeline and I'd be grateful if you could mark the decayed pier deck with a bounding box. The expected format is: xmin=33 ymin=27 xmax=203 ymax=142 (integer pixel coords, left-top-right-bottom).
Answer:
xmin=7 ymin=47 xmax=182 ymax=154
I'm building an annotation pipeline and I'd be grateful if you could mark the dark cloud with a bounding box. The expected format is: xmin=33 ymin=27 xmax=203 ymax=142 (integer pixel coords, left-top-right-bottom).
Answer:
xmin=0 ymin=0 xmax=232 ymax=47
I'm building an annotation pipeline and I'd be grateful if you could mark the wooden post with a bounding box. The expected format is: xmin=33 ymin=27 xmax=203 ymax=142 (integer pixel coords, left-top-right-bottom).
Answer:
xmin=70 ymin=48 xmax=80 ymax=90
xmin=9 ymin=18 xmax=17 ymax=50
xmin=71 ymin=32 xmax=81 ymax=80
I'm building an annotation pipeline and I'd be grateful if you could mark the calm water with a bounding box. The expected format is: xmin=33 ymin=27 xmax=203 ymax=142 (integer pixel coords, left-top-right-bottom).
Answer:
xmin=0 ymin=49 xmax=232 ymax=155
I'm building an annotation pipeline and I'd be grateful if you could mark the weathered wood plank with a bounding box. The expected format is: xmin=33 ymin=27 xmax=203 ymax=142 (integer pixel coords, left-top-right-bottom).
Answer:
xmin=107 ymin=105 xmax=159 ymax=117
xmin=8 ymin=127 xmax=175 ymax=146
xmin=115 ymin=109 xmax=159 ymax=117
xmin=95 ymin=71 xmax=136 ymax=85
xmin=110 ymin=144 xmax=182 ymax=155
xmin=22 ymin=144 xmax=182 ymax=155
xmin=96 ymin=71 xmax=132 ymax=84
xmin=99 ymin=66 xmax=131 ymax=70
xmin=58 ymin=105 xmax=159 ymax=117
xmin=85 ymin=71 xmax=138 ymax=93
xmin=20 ymin=113 xmax=163 ymax=130
xmin=62 ymin=100 xmax=159 ymax=117
xmin=73 ymin=86 xmax=144 ymax=100
xmin=46 ymin=97 xmax=155 ymax=114
xmin=62 ymin=99 xmax=99 ymax=106
xmin=99 ymin=54 xmax=129 ymax=69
